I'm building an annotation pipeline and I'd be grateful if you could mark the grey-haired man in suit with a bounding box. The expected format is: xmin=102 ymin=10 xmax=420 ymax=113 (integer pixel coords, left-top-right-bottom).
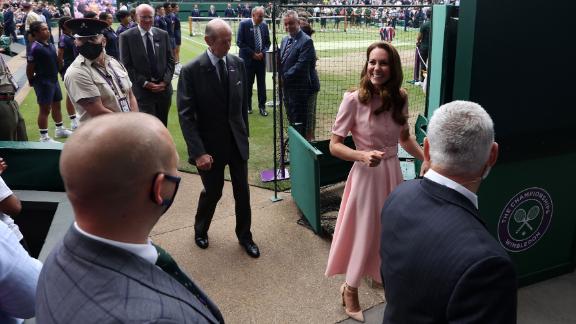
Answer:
xmin=119 ymin=4 xmax=174 ymax=126
xmin=380 ymin=101 xmax=517 ymax=323
xmin=35 ymin=113 xmax=223 ymax=323
xmin=177 ymin=19 xmax=260 ymax=258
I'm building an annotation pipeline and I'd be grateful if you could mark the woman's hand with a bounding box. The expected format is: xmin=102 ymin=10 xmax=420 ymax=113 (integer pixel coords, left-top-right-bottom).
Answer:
xmin=360 ymin=150 xmax=385 ymax=167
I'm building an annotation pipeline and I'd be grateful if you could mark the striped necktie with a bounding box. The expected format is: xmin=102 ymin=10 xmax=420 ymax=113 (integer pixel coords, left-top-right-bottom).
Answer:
xmin=281 ymin=38 xmax=293 ymax=63
xmin=254 ymin=24 xmax=262 ymax=52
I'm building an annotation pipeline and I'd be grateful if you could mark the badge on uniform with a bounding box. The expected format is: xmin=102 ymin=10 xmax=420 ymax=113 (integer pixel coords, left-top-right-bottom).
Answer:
xmin=118 ymin=97 xmax=130 ymax=112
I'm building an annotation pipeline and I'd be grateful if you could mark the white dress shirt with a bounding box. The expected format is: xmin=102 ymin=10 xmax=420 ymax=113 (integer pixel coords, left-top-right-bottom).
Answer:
xmin=138 ymin=25 xmax=155 ymax=54
xmin=206 ymin=48 xmax=227 ymax=81
xmin=424 ymin=169 xmax=478 ymax=209
xmin=74 ymin=222 xmax=158 ymax=264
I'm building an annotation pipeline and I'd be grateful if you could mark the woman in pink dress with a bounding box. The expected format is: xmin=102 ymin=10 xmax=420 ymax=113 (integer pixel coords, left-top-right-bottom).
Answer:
xmin=325 ymin=41 xmax=427 ymax=322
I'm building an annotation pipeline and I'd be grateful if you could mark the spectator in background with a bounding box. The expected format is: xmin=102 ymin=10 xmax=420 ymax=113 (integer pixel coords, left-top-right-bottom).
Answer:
xmin=403 ymin=7 xmax=410 ymax=31
xmin=83 ymin=11 xmax=97 ymax=19
xmin=380 ymin=21 xmax=396 ymax=42
xmin=207 ymin=5 xmax=217 ymax=18
xmin=0 ymin=24 xmax=11 ymax=56
xmin=35 ymin=113 xmax=224 ymax=323
xmin=154 ymin=4 xmax=167 ymax=31
xmin=26 ymin=21 xmax=73 ymax=142
xmin=130 ymin=7 xmax=137 ymax=24
xmin=380 ymin=101 xmax=516 ymax=323
xmin=236 ymin=3 xmax=243 ymax=18
xmin=416 ymin=9 xmax=431 ymax=83
xmin=299 ymin=18 xmax=320 ymax=141
xmin=236 ymin=6 xmax=270 ymax=116
xmin=163 ymin=2 xmax=176 ymax=59
xmin=171 ymin=3 xmax=182 ymax=74
xmin=242 ymin=4 xmax=251 ymax=18
xmin=115 ymin=9 xmax=134 ymax=35
xmin=325 ymin=41 xmax=426 ymax=322
xmin=190 ymin=4 xmax=200 ymax=36
xmin=120 ymin=4 xmax=174 ymax=126
xmin=279 ymin=11 xmax=318 ymax=138
xmin=224 ymin=3 xmax=235 ymax=18
xmin=57 ymin=16 xmax=79 ymax=131
xmin=99 ymin=11 xmax=119 ymax=60
xmin=22 ymin=2 xmax=40 ymax=56
xmin=40 ymin=3 xmax=52 ymax=24
xmin=3 ymin=4 xmax=17 ymax=42
xmin=62 ymin=3 xmax=71 ymax=17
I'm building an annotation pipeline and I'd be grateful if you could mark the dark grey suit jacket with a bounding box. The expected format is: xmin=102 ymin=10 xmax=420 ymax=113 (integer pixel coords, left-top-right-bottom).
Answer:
xmin=119 ymin=26 xmax=175 ymax=100
xmin=177 ymin=52 xmax=249 ymax=163
xmin=35 ymin=226 xmax=224 ymax=324
xmin=380 ymin=178 xmax=517 ymax=324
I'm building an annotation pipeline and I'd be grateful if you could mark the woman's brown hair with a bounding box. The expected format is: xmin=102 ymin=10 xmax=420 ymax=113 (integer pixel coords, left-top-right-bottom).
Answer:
xmin=358 ymin=41 xmax=406 ymax=125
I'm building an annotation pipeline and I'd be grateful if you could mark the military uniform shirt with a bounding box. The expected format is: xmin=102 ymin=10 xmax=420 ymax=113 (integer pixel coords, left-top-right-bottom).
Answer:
xmin=64 ymin=55 xmax=132 ymax=123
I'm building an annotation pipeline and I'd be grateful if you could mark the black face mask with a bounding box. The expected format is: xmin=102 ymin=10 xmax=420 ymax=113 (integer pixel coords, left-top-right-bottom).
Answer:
xmin=150 ymin=173 xmax=181 ymax=215
xmin=77 ymin=42 xmax=103 ymax=60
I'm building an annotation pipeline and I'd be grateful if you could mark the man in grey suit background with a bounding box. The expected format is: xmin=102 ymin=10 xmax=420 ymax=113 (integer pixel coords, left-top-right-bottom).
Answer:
xmin=35 ymin=113 xmax=223 ymax=323
xmin=119 ymin=4 xmax=174 ymax=126
xmin=380 ymin=101 xmax=517 ymax=323
xmin=177 ymin=19 xmax=260 ymax=258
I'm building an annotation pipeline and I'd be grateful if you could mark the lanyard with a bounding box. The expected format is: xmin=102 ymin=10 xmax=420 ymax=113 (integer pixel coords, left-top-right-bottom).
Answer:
xmin=93 ymin=62 xmax=125 ymax=99
xmin=92 ymin=61 xmax=131 ymax=112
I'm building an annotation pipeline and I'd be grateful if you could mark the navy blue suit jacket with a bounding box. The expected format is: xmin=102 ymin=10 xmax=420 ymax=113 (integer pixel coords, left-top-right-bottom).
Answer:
xmin=236 ymin=19 xmax=270 ymax=68
xmin=3 ymin=9 xmax=14 ymax=30
xmin=279 ymin=30 xmax=317 ymax=90
xmin=380 ymin=178 xmax=517 ymax=324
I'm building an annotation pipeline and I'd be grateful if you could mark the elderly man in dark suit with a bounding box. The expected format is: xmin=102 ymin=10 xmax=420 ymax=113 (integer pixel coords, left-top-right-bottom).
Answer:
xmin=35 ymin=113 xmax=223 ymax=323
xmin=237 ymin=6 xmax=270 ymax=116
xmin=119 ymin=4 xmax=174 ymax=126
xmin=279 ymin=10 xmax=318 ymax=137
xmin=380 ymin=101 xmax=517 ymax=323
xmin=177 ymin=19 xmax=260 ymax=258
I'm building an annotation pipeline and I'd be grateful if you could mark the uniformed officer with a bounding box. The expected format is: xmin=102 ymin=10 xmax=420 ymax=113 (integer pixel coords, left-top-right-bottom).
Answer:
xmin=63 ymin=18 xmax=138 ymax=125
xmin=0 ymin=54 xmax=27 ymax=141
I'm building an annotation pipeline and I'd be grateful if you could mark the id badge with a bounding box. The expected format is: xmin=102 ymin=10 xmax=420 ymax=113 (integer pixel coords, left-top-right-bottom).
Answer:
xmin=118 ymin=97 xmax=130 ymax=112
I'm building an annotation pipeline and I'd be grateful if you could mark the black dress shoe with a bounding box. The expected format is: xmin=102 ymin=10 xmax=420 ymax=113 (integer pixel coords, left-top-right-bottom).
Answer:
xmin=248 ymin=108 xmax=253 ymax=114
xmin=259 ymin=107 xmax=268 ymax=117
xmin=239 ymin=241 xmax=260 ymax=258
xmin=195 ymin=236 xmax=209 ymax=249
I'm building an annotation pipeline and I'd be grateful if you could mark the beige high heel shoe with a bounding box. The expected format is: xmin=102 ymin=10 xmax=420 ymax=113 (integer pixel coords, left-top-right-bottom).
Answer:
xmin=340 ymin=283 xmax=365 ymax=322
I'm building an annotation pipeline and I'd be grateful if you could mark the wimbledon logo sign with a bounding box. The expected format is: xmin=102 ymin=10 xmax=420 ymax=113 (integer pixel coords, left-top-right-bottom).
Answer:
xmin=497 ymin=187 xmax=553 ymax=252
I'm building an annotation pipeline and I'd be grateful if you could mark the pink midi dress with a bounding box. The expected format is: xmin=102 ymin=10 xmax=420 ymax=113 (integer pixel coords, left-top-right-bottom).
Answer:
xmin=325 ymin=90 xmax=408 ymax=287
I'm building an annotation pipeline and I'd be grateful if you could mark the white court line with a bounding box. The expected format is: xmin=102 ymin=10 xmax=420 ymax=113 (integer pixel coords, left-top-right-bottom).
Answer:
xmin=182 ymin=34 xmax=208 ymax=47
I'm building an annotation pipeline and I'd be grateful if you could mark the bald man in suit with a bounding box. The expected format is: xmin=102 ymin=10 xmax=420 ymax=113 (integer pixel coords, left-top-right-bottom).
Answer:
xmin=177 ymin=19 xmax=260 ymax=258
xmin=36 ymin=113 xmax=223 ymax=323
